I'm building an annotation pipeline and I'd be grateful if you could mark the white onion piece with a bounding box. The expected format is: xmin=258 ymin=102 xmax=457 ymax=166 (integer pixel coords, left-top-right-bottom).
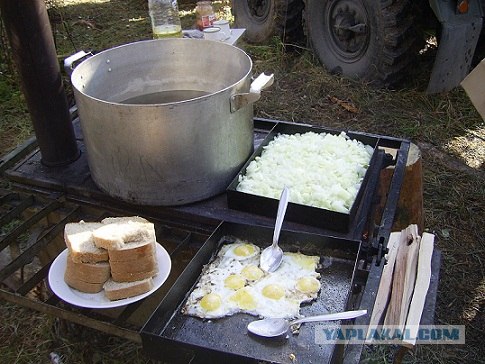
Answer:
xmin=236 ymin=131 xmax=373 ymax=213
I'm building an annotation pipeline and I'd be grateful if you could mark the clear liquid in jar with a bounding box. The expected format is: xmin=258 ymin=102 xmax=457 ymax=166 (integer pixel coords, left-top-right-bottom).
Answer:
xmin=152 ymin=24 xmax=182 ymax=38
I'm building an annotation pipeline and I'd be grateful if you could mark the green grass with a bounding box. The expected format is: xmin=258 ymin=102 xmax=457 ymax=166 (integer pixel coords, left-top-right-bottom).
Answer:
xmin=0 ymin=70 xmax=33 ymax=154
xmin=0 ymin=302 xmax=149 ymax=364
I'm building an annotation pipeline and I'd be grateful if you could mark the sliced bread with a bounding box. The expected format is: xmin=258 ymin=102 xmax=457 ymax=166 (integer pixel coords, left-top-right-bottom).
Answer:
xmin=64 ymin=221 xmax=108 ymax=263
xmin=107 ymin=240 xmax=156 ymax=262
xmin=64 ymin=254 xmax=110 ymax=293
xmin=103 ymin=277 xmax=154 ymax=301
xmin=110 ymin=253 xmax=158 ymax=274
xmin=93 ymin=217 xmax=156 ymax=250
xmin=111 ymin=268 xmax=158 ymax=283
xmin=65 ymin=254 xmax=111 ymax=284
xmin=64 ymin=275 xmax=105 ymax=294
xmin=63 ymin=216 xmax=159 ymax=299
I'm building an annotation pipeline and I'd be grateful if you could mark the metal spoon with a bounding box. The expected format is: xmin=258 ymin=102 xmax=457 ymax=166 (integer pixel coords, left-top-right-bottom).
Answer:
xmin=260 ymin=186 xmax=289 ymax=272
xmin=247 ymin=309 xmax=367 ymax=338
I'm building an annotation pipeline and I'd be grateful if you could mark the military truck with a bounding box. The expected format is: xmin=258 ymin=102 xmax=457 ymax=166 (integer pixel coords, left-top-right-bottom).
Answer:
xmin=231 ymin=0 xmax=484 ymax=93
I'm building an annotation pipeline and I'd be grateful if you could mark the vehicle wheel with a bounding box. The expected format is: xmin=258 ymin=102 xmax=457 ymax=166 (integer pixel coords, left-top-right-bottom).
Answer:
xmin=304 ymin=0 xmax=418 ymax=86
xmin=232 ymin=0 xmax=304 ymax=43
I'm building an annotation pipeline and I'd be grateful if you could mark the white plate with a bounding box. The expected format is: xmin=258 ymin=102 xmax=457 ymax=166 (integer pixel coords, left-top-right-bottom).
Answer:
xmin=48 ymin=243 xmax=171 ymax=309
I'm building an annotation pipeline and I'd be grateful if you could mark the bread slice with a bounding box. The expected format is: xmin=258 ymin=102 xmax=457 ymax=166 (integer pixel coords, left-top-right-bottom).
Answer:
xmin=110 ymin=253 xmax=158 ymax=274
xmin=103 ymin=277 xmax=154 ymax=301
xmin=111 ymin=268 xmax=158 ymax=283
xmin=64 ymin=275 xmax=105 ymax=294
xmin=64 ymin=221 xmax=108 ymax=263
xmin=93 ymin=217 xmax=156 ymax=250
xmin=107 ymin=240 xmax=156 ymax=262
xmin=64 ymin=254 xmax=111 ymax=284
xmin=64 ymin=254 xmax=110 ymax=293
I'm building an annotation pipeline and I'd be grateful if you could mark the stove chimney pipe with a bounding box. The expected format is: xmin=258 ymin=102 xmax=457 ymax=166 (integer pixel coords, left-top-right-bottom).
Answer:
xmin=0 ymin=0 xmax=79 ymax=166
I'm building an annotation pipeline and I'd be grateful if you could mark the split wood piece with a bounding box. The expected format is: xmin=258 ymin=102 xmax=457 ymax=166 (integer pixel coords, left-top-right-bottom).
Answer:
xmin=402 ymin=232 xmax=435 ymax=348
xmin=368 ymin=233 xmax=400 ymax=324
xmin=384 ymin=224 xmax=420 ymax=332
xmin=376 ymin=143 xmax=424 ymax=233
xmin=365 ymin=231 xmax=401 ymax=343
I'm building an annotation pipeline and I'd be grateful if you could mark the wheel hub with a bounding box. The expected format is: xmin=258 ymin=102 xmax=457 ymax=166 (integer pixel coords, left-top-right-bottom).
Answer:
xmin=247 ymin=0 xmax=271 ymax=20
xmin=326 ymin=0 xmax=369 ymax=60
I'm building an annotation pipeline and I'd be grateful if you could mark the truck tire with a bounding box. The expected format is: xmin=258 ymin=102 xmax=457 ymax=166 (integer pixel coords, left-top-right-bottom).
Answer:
xmin=304 ymin=0 xmax=418 ymax=86
xmin=232 ymin=0 xmax=304 ymax=43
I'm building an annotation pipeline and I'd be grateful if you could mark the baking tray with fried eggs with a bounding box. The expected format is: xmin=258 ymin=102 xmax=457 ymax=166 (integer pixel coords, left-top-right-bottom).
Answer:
xmin=141 ymin=221 xmax=361 ymax=364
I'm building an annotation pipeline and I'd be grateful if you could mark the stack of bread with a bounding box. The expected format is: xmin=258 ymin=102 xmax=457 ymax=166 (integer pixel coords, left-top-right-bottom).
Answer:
xmin=63 ymin=216 xmax=158 ymax=301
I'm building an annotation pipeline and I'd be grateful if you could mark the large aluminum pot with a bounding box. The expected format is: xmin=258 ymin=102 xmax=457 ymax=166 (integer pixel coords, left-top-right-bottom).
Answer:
xmin=70 ymin=39 xmax=272 ymax=205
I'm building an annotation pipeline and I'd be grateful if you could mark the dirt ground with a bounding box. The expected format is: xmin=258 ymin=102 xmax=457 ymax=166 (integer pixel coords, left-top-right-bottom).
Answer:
xmin=0 ymin=1 xmax=484 ymax=363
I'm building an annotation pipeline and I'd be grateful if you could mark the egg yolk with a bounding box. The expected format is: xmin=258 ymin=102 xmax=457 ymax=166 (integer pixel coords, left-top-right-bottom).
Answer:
xmin=200 ymin=293 xmax=222 ymax=311
xmin=224 ymin=274 xmax=246 ymax=290
xmin=262 ymin=284 xmax=285 ymax=300
xmin=295 ymin=276 xmax=321 ymax=293
xmin=286 ymin=253 xmax=319 ymax=270
xmin=233 ymin=244 xmax=256 ymax=257
xmin=241 ymin=265 xmax=264 ymax=281
xmin=230 ymin=288 xmax=257 ymax=310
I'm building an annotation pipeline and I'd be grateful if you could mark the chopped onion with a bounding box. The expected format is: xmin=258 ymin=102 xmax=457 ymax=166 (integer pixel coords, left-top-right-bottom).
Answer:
xmin=236 ymin=131 xmax=373 ymax=213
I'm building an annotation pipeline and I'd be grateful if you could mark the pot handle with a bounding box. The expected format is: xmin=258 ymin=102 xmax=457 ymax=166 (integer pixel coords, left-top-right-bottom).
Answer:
xmin=64 ymin=50 xmax=93 ymax=76
xmin=230 ymin=73 xmax=274 ymax=113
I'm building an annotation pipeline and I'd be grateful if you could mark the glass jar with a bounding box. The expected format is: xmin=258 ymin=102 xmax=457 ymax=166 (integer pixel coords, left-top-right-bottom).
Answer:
xmin=196 ymin=1 xmax=216 ymax=30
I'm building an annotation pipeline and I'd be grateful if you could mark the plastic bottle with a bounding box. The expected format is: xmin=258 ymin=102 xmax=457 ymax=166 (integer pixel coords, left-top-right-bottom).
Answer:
xmin=148 ymin=0 xmax=182 ymax=38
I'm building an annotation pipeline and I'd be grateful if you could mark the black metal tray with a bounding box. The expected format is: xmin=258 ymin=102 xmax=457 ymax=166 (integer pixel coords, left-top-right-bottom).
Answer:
xmin=141 ymin=222 xmax=361 ymax=364
xmin=226 ymin=123 xmax=381 ymax=233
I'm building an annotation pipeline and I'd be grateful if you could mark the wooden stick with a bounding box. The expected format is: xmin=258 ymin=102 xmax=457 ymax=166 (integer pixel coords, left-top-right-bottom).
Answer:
xmin=402 ymin=232 xmax=435 ymax=348
xmin=400 ymin=229 xmax=420 ymax=329
xmin=384 ymin=224 xmax=420 ymax=332
xmin=365 ymin=231 xmax=401 ymax=343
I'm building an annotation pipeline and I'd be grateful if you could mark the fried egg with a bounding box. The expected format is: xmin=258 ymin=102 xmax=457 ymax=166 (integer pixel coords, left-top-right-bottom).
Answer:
xmin=182 ymin=239 xmax=321 ymax=320
xmin=241 ymin=264 xmax=264 ymax=281
xmin=221 ymin=242 xmax=260 ymax=260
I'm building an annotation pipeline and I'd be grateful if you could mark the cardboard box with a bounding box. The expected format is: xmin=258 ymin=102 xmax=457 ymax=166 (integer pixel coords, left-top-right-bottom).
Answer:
xmin=461 ymin=58 xmax=485 ymax=121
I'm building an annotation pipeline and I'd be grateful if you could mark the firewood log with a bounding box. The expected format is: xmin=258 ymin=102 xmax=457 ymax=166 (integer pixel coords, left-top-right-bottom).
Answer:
xmin=384 ymin=225 xmax=420 ymax=331
xmin=376 ymin=143 xmax=424 ymax=233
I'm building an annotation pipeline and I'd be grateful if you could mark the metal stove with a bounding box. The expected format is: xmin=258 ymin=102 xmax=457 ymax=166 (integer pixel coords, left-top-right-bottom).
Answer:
xmin=0 ymin=117 xmax=440 ymax=364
